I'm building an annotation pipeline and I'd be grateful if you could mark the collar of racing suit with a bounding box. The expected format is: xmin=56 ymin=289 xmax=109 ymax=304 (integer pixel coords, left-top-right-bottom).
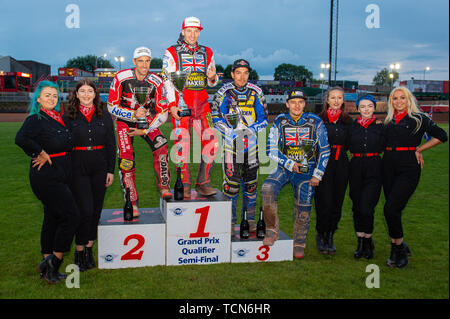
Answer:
xmin=288 ymin=112 xmax=306 ymax=124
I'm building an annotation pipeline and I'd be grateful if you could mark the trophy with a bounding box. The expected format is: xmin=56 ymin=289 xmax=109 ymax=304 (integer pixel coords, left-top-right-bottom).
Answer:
xmin=169 ymin=70 xmax=191 ymax=117
xmin=224 ymin=108 xmax=243 ymax=129
xmin=298 ymin=138 xmax=317 ymax=173
xmin=132 ymin=87 xmax=151 ymax=129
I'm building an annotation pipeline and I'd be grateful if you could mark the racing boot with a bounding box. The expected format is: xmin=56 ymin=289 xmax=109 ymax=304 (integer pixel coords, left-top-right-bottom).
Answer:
xmin=184 ymin=184 xmax=192 ymax=199
xmin=248 ymin=220 xmax=257 ymax=233
xmin=195 ymin=153 xmax=216 ymax=196
xmin=262 ymin=205 xmax=278 ymax=246
xmin=326 ymin=231 xmax=337 ymax=255
xmin=195 ymin=182 xmax=217 ymax=196
xmin=293 ymin=210 xmax=310 ymax=256
xmin=354 ymin=237 xmax=364 ymax=259
xmin=262 ymin=229 xmax=278 ymax=246
xmin=363 ymin=237 xmax=375 ymax=260
xmin=159 ymin=187 xmax=173 ymax=201
xmin=293 ymin=245 xmax=305 ymax=259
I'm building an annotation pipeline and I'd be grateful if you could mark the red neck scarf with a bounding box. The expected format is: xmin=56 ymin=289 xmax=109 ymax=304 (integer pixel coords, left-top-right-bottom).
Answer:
xmin=357 ymin=115 xmax=376 ymax=128
xmin=41 ymin=108 xmax=65 ymax=126
xmin=394 ymin=110 xmax=408 ymax=124
xmin=327 ymin=108 xmax=342 ymax=123
xmin=79 ymin=104 xmax=95 ymax=122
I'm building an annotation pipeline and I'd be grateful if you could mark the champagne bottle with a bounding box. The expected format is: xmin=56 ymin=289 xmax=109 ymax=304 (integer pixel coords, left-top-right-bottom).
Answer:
xmin=240 ymin=209 xmax=250 ymax=239
xmin=174 ymin=167 xmax=184 ymax=200
xmin=257 ymin=207 xmax=266 ymax=239
xmin=123 ymin=188 xmax=133 ymax=221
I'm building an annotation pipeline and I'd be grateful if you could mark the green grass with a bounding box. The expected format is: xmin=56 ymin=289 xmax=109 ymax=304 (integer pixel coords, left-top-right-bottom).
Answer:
xmin=0 ymin=122 xmax=448 ymax=299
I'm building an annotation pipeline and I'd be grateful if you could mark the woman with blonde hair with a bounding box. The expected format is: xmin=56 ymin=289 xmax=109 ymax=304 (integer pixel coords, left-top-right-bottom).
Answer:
xmin=382 ymin=86 xmax=447 ymax=268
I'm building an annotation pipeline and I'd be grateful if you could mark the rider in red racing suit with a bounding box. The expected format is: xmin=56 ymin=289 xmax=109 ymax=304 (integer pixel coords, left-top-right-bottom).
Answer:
xmin=162 ymin=16 xmax=219 ymax=198
xmin=108 ymin=47 xmax=172 ymax=214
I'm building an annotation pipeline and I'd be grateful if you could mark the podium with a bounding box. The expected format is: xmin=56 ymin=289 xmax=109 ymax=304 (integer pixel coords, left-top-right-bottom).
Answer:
xmin=231 ymin=225 xmax=293 ymax=263
xmin=161 ymin=190 xmax=231 ymax=266
xmin=98 ymin=189 xmax=293 ymax=268
xmin=97 ymin=208 xmax=166 ymax=269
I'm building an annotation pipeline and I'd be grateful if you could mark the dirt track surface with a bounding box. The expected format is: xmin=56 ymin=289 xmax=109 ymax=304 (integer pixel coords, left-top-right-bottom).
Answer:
xmin=0 ymin=113 xmax=28 ymax=122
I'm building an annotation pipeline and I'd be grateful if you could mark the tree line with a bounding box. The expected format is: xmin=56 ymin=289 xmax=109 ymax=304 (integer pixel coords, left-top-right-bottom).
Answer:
xmin=65 ymin=54 xmax=397 ymax=86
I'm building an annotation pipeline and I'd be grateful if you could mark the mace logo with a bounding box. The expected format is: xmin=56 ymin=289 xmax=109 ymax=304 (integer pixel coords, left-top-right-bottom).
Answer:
xmin=101 ymin=253 xmax=118 ymax=263
xmin=171 ymin=207 xmax=186 ymax=216
xmin=233 ymin=248 xmax=250 ymax=257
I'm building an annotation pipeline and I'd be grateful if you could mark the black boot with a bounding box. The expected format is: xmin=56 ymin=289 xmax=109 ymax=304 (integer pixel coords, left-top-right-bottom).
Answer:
xmin=354 ymin=237 xmax=364 ymax=259
xmin=42 ymin=254 xmax=63 ymax=284
xmin=74 ymin=250 xmax=87 ymax=272
xmin=394 ymin=242 xmax=409 ymax=268
xmin=84 ymin=246 xmax=96 ymax=269
xmin=37 ymin=256 xmax=66 ymax=280
xmin=387 ymin=242 xmax=397 ymax=267
xmin=316 ymin=232 xmax=328 ymax=254
xmin=326 ymin=231 xmax=336 ymax=255
xmin=403 ymin=242 xmax=412 ymax=256
xmin=387 ymin=242 xmax=409 ymax=268
xmin=363 ymin=237 xmax=375 ymax=260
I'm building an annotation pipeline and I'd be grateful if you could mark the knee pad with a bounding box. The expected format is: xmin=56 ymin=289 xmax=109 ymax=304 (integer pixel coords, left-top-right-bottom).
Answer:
xmin=152 ymin=134 xmax=168 ymax=150
xmin=244 ymin=181 xmax=258 ymax=195
xmin=223 ymin=182 xmax=239 ymax=198
xmin=119 ymin=158 xmax=135 ymax=171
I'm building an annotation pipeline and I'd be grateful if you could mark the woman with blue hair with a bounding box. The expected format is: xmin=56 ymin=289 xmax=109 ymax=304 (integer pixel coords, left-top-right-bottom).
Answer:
xmin=15 ymin=81 xmax=79 ymax=284
xmin=348 ymin=95 xmax=384 ymax=260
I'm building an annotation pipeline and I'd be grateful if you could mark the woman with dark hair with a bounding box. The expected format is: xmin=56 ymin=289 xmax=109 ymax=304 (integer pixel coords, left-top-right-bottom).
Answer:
xmin=15 ymin=81 xmax=79 ymax=284
xmin=314 ymin=86 xmax=352 ymax=255
xmin=63 ymin=79 xmax=116 ymax=271
xmin=382 ymin=86 xmax=447 ymax=268
xmin=348 ymin=95 xmax=384 ymax=260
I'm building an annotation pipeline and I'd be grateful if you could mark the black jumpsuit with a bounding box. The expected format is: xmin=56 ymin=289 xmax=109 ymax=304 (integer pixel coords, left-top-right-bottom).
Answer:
xmin=348 ymin=119 xmax=385 ymax=234
xmin=63 ymin=109 xmax=116 ymax=246
xmin=383 ymin=113 xmax=447 ymax=239
xmin=314 ymin=116 xmax=351 ymax=233
xmin=15 ymin=111 xmax=79 ymax=254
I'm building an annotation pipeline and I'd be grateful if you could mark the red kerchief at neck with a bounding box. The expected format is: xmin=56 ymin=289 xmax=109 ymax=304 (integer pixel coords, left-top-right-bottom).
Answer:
xmin=41 ymin=108 xmax=65 ymax=126
xmin=79 ymin=104 xmax=95 ymax=122
xmin=357 ymin=115 xmax=376 ymax=128
xmin=394 ymin=110 xmax=408 ymax=124
xmin=327 ymin=108 xmax=342 ymax=123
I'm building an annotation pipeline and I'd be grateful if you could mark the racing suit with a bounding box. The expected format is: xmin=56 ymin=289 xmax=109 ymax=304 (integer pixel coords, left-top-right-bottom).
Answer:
xmin=107 ymin=68 xmax=170 ymax=205
xmin=162 ymin=40 xmax=219 ymax=187
xmin=262 ymin=112 xmax=330 ymax=249
xmin=211 ymin=82 xmax=268 ymax=224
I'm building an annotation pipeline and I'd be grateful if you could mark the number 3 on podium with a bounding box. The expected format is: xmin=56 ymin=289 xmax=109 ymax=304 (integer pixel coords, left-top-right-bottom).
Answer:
xmin=257 ymin=245 xmax=270 ymax=261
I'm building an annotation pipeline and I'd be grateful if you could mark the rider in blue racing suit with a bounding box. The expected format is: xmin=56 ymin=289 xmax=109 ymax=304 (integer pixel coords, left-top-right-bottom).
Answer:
xmin=262 ymin=88 xmax=330 ymax=258
xmin=211 ymin=59 xmax=268 ymax=235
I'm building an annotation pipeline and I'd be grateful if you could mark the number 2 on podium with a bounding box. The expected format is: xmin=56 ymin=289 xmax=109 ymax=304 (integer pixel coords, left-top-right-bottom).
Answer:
xmin=121 ymin=234 xmax=145 ymax=261
xmin=189 ymin=206 xmax=210 ymax=238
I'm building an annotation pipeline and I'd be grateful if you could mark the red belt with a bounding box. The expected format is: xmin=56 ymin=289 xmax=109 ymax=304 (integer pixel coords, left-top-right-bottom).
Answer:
xmin=49 ymin=152 xmax=68 ymax=158
xmin=72 ymin=145 xmax=104 ymax=151
xmin=352 ymin=153 xmax=380 ymax=157
xmin=331 ymin=144 xmax=344 ymax=160
xmin=385 ymin=147 xmax=416 ymax=151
